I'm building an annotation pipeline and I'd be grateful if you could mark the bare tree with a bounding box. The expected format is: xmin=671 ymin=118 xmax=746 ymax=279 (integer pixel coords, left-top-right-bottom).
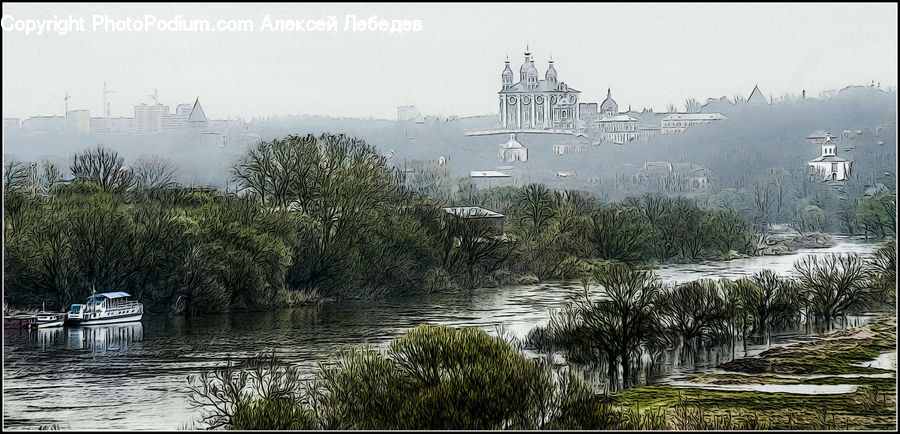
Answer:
xmin=70 ymin=145 xmax=135 ymax=193
xmin=3 ymin=157 xmax=29 ymax=189
xmin=134 ymin=155 xmax=179 ymax=192
xmin=683 ymin=98 xmax=701 ymax=113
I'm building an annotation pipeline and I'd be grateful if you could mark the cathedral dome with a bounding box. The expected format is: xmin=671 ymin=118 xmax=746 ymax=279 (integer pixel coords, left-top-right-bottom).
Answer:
xmin=600 ymin=88 xmax=618 ymax=116
xmin=501 ymin=60 xmax=513 ymax=87
xmin=545 ymin=60 xmax=557 ymax=86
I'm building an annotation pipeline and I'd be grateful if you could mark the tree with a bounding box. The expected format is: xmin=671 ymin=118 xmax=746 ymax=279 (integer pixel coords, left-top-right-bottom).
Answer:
xmin=866 ymin=240 xmax=897 ymax=309
xmin=684 ymin=98 xmax=701 ymax=113
xmin=580 ymin=262 xmax=661 ymax=390
xmin=70 ymin=146 xmax=135 ymax=194
xmin=746 ymin=269 xmax=798 ymax=344
xmin=657 ymin=279 xmax=725 ymax=365
xmin=517 ymin=183 xmax=555 ymax=238
xmin=134 ymin=155 xmax=179 ymax=193
xmin=589 ymin=205 xmax=652 ymax=264
xmin=794 ymin=253 xmax=869 ymax=331
xmin=3 ymin=157 xmax=29 ymax=189
xmin=442 ymin=212 xmax=512 ymax=289
xmin=856 ymin=191 xmax=896 ymax=238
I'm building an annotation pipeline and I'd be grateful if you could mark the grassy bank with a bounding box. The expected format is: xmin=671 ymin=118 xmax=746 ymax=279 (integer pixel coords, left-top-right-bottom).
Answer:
xmin=610 ymin=315 xmax=897 ymax=430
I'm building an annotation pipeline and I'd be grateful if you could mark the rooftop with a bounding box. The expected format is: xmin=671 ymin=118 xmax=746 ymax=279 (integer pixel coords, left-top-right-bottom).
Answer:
xmin=662 ymin=113 xmax=727 ymax=121
xmin=470 ymin=170 xmax=511 ymax=178
xmin=86 ymin=291 xmax=132 ymax=300
xmin=443 ymin=206 xmax=505 ymax=218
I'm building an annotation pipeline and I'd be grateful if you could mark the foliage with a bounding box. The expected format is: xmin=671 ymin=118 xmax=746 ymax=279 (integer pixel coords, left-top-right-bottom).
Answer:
xmin=188 ymin=326 xmax=633 ymax=430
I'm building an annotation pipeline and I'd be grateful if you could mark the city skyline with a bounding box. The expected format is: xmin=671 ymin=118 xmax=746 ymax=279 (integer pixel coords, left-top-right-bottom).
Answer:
xmin=2 ymin=3 xmax=897 ymax=120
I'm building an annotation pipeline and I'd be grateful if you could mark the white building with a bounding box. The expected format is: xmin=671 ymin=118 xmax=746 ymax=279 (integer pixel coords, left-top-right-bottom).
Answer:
xmin=498 ymin=48 xmax=581 ymax=132
xmin=65 ymin=110 xmax=91 ymax=134
xmin=134 ymin=103 xmax=169 ymax=134
xmin=661 ymin=113 xmax=727 ymax=134
xmin=398 ymin=105 xmax=418 ymax=121
xmin=498 ymin=133 xmax=528 ymax=162
xmin=22 ymin=116 xmax=65 ymax=134
xmin=91 ymin=117 xmax=134 ymax=134
xmin=470 ymin=170 xmax=513 ymax=188
xmin=808 ymin=138 xmax=851 ymax=181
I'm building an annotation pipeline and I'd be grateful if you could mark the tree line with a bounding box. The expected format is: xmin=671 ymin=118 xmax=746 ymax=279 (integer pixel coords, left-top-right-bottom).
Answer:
xmin=525 ymin=242 xmax=896 ymax=392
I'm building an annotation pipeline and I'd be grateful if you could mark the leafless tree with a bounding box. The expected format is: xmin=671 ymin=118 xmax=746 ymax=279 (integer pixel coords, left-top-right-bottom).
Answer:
xmin=70 ymin=145 xmax=135 ymax=193
xmin=134 ymin=155 xmax=179 ymax=192
xmin=3 ymin=157 xmax=29 ymax=189
xmin=683 ymin=98 xmax=701 ymax=113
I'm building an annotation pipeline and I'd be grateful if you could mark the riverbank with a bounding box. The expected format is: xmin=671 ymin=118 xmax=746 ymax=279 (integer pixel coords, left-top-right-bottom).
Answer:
xmin=610 ymin=314 xmax=897 ymax=429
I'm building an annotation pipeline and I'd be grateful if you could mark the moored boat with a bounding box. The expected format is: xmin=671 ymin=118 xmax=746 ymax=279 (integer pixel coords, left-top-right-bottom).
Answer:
xmin=32 ymin=311 xmax=65 ymax=328
xmin=67 ymin=292 xmax=143 ymax=326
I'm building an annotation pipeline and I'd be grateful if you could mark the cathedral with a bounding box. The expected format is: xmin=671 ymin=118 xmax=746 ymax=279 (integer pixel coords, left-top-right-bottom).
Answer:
xmin=498 ymin=48 xmax=580 ymax=132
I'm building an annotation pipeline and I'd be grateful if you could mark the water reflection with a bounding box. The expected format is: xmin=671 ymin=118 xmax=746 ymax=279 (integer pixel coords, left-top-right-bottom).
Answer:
xmin=65 ymin=323 xmax=144 ymax=353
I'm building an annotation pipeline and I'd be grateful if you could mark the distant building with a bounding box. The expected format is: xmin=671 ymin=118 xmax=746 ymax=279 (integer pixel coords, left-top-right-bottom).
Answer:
xmin=91 ymin=117 xmax=134 ymax=134
xmin=498 ymin=48 xmax=581 ymax=131
xmin=578 ymin=103 xmax=598 ymax=122
xmin=808 ymin=138 xmax=851 ymax=181
xmin=186 ymin=98 xmax=208 ymax=131
xmin=806 ymin=130 xmax=838 ymax=145
xmin=746 ymin=85 xmax=767 ymax=106
xmin=553 ymin=142 xmax=590 ymax=155
xmin=660 ymin=113 xmax=727 ymax=134
xmin=442 ymin=206 xmax=506 ymax=234
xmin=470 ymin=170 xmax=513 ymax=188
xmin=65 ymin=110 xmax=91 ymax=134
xmin=498 ymin=133 xmax=528 ymax=162
xmin=397 ymin=105 xmax=418 ymax=121
xmin=22 ymin=116 xmax=65 ymax=134
xmin=134 ymin=103 xmax=169 ymax=134
xmin=134 ymin=98 xmax=208 ymax=134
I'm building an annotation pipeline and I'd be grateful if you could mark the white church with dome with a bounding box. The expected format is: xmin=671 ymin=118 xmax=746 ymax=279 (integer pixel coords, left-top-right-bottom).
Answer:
xmin=498 ymin=48 xmax=581 ymax=132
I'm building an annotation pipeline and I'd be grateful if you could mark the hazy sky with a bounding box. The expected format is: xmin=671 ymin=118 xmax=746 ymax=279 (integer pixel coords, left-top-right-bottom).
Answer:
xmin=2 ymin=3 xmax=897 ymax=120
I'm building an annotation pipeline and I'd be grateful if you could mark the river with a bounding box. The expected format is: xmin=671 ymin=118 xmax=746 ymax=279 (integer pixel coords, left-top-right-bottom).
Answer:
xmin=1 ymin=236 xmax=887 ymax=430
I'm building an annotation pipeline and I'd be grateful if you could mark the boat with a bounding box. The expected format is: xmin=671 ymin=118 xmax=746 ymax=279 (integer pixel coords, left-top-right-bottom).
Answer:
xmin=32 ymin=312 xmax=65 ymax=328
xmin=67 ymin=291 xmax=143 ymax=326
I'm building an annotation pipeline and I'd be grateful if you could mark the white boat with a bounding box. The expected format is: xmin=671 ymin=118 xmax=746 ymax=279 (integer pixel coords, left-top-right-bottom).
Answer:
xmin=32 ymin=311 xmax=65 ymax=328
xmin=67 ymin=291 xmax=143 ymax=325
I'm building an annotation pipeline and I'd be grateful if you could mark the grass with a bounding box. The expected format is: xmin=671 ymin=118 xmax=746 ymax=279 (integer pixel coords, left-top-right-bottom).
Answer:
xmin=719 ymin=315 xmax=896 ymax=375
xmin=610 ymin=314 xmax=897 ymax=430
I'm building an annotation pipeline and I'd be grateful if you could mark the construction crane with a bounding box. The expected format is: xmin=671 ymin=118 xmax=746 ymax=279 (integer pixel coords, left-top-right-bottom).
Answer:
xmin=64 ymin=91 xmax=71 ymax=114
xmin=148 ymin=88 xmax=159 ymax=104
xmin=103 ymin=82 xmax=117 ymax=117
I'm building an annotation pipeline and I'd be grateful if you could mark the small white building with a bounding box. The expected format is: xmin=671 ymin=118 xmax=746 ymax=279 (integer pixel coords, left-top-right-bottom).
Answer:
xmin=808 ymin=139 xmax=851 ymax=181
xmin=498 ymin=133 xmax=528 ymax=162
xmin=661 ymin=113 xmax=727 ymax=134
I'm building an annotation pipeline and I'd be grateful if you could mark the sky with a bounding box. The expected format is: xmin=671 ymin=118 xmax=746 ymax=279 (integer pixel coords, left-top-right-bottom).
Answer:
xmin=2 ymin=3 xmax=897 ymax=120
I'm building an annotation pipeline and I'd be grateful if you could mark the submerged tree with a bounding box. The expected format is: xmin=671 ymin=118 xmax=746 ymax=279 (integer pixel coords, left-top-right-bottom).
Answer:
xmin=580 ymin=262 xmax=661 ymax=391
xmin=793 ymin=253 xmax=869 ymax=331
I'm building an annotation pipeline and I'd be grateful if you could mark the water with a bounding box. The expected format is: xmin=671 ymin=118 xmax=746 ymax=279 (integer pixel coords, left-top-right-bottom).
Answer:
xmin=2 ymin=236 xmax=886 ymax=430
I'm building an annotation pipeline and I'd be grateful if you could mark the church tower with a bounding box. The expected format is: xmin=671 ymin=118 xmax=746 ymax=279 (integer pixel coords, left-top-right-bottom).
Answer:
xmin=545 ymin=58 xmax=558 ymax=88
xmin=501 ymin=57 xmax=513 ymax=90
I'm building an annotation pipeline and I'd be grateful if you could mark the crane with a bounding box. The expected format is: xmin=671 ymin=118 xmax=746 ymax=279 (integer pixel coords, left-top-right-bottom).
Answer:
xmin=103 ymin=82 xmax=117 ymax=117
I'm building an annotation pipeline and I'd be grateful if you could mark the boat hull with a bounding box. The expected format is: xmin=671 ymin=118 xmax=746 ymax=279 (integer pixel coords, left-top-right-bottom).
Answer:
xmin=33 ymin=320 xmax=65 ymax=328
xmin=71 ymin=312 xmax=143 ymax=326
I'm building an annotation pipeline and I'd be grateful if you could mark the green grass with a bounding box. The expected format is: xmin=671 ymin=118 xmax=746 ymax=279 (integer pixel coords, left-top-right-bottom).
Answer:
xmin=611 ymin=315 xmax=897 ymax=430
